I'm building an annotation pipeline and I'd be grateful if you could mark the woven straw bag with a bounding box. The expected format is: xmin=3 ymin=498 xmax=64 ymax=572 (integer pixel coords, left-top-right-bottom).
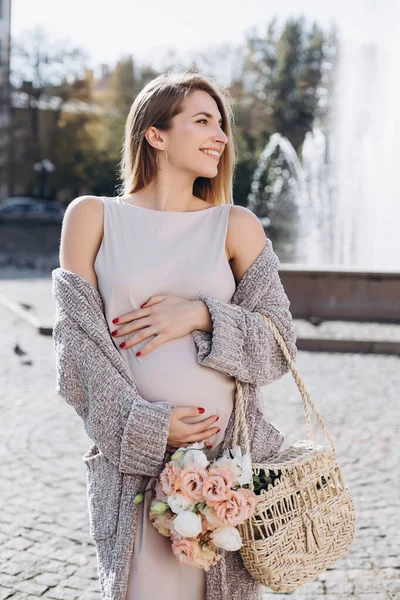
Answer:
xmin=232 ymin=312 xmax=356 ymax=592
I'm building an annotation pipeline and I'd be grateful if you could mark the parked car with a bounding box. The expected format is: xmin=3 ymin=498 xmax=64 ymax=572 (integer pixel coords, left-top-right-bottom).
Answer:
xmin=0 ymin=197 xmax=66 ymax=222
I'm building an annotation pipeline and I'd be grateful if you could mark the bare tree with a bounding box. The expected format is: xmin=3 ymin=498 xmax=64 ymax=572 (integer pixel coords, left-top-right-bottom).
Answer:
xmin=9 ymin=26 xmax=89 ymax=195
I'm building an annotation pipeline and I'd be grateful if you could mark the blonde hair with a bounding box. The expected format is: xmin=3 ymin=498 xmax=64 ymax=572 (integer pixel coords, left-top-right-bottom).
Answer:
xmin=118 ymin=71 xmax=237 ymax=206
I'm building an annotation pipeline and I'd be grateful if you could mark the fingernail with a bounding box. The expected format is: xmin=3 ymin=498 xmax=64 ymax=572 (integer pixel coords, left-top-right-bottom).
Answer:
xmin=215 ymin=416 xmax=219 ymax=421
xmin=120 ymin=342 xmax=126 ymax=348
xmin=205 ymin=443 xmax=212 ymax=448
xmin=111 ymin=330 xmax=118 ymax=336
xmin=140 ymin=302 xmax=147 ymax=308
xmin=112 ymin=318 xmax=119 ymax=324
xmin=198 ymin=407 xmax=205 ymax=414
xmin=136 ymin=351 xmax=142 ymax=357
xmin=216 ymin=428 xmax=221 ymax=433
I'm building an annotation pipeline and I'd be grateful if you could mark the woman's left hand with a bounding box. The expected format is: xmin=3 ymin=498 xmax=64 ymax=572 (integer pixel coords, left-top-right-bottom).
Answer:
xmin=111 ymin=295 xmax=200 ymax=357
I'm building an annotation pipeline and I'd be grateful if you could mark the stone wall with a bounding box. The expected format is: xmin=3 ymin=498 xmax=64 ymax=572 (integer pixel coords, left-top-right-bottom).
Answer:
xmin=1 ymin=220 xmax=399 ymax=322
xmin=280 ymin=267 xmax=400 ymax=323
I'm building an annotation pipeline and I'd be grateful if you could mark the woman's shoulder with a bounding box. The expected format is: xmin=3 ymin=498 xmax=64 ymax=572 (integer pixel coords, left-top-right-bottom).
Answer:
xmin=227 ymin=205 xmax=270 ymax=282
xmin=59 ymin=196 xmax=106 ymax=288
xmin=66 ymin=194 xmax=105 ymax=212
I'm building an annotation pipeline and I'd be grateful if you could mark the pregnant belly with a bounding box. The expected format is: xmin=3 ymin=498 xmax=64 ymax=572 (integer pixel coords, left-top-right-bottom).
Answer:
xmin=120 ymin=334 xmax=236 ymax=449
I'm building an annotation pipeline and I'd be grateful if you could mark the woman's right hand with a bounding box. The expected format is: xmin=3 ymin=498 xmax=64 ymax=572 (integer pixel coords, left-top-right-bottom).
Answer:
xmin=166 ymin=406 xmax=220 ymax=453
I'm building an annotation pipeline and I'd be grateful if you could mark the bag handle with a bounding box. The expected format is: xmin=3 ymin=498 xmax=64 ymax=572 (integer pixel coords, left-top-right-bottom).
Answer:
xmin=232 ymin=312 xmax=336 ymax=455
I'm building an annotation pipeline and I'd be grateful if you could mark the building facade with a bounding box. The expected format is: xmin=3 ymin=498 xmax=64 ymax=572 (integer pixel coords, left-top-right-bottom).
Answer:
xmin=0 ymin=0 xmax=11 ymax=200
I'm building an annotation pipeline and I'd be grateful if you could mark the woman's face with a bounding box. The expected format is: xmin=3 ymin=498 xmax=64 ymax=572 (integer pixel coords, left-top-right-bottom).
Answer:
xmin=151 ymin=89 xmax=229 ymax=178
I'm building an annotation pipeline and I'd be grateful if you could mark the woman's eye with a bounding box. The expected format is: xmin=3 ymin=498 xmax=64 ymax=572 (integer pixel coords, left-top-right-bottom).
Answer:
xmin=197 ymin=119 xmax=208 ymax=124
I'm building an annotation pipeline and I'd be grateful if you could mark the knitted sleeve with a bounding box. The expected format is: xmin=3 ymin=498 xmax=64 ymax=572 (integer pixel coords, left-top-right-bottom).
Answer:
xmin=191 ymin=240 xmax=297 ymax=386
xmin=52 ymin=306 xmax=172 ymax=478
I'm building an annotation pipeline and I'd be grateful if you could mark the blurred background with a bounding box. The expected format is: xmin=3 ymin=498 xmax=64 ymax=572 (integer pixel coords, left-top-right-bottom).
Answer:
xmin=1 ymin=0 xmax=399 ymax=270
xmin=0 ymin=3 xmax=399 ymax=600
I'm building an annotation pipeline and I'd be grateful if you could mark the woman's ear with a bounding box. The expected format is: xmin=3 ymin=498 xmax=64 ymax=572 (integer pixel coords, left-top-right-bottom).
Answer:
xmin=145 ymin=126 xmax=164 ymax=150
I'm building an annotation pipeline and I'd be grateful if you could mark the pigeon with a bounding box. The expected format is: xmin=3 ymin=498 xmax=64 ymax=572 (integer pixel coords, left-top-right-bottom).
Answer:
xmin=19 ymin=302 xmax=33 ymax=311
xmin=14 ymin=343 xmax=27 ymax=356
xmin=308 ymin=316 xmax=324 ymax=327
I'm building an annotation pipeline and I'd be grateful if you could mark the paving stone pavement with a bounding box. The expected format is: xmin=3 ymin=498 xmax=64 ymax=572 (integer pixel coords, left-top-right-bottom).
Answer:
xmin=0 ymin=302 xmax=399 ymax=600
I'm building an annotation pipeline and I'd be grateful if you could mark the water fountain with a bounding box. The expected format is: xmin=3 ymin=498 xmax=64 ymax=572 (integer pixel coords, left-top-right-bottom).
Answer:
xmin=247 ymin=3 xmax=400 ymax=271
xmin=330 ymin=10 xmax=400 ymax=271
xmin=246 ymin=133 xmax=307 ymax=263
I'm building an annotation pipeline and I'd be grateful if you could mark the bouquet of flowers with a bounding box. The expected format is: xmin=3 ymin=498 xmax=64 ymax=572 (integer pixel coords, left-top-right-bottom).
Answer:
xmin=133 ymin=441 xmax=258 ymax=570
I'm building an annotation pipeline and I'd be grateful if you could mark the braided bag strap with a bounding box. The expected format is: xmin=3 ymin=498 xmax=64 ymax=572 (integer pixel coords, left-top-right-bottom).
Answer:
xmin=232 ymin=312 xmax=336 ymax=454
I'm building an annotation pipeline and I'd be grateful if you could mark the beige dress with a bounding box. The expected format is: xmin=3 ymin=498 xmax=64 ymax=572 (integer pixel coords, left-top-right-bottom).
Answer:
xmin=94 ymin=196 xmax=236 ymax=600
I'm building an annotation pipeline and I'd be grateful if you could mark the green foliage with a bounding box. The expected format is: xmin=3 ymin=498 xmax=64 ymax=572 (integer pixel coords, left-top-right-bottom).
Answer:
xmin=232 ymin=129 xmax=258 ymax=207
xmin=9 ymin=19 xmax=337 ymax=214
xmin=252 ymin=468 xmax=284 ymax=495
xmin=242 ymin=17 xmax=327 ymax=151
xmin=231 ymin=16 xmax=337 ymax=249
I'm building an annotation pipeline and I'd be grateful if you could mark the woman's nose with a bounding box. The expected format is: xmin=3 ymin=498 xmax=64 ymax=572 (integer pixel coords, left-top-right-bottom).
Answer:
xmin=213 ymin=129 xmax=228 ymax=145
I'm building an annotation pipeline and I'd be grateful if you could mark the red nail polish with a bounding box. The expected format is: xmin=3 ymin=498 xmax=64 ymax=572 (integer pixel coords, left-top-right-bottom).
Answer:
xmin=198 ymin=407 xmax=205 ymax=414
xmin=111 ymin=330 xmax=118 ymax=336
xmin=120 ymin=342 xmax=126 ymax=348
xmin=136 ymin=351 xmax=142 ymax=357
xmin=216 ymin=428 xmax=221 ymax=433
xmin=140 ymin=303 xmax=147 ymax=308
xmin=112 ymin=318 xmax=119 ymax=324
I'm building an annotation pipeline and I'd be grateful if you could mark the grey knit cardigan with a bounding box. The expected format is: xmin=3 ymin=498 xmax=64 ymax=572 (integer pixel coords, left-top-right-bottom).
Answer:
xmin=51 ymin=238 xmax=297 ymax=600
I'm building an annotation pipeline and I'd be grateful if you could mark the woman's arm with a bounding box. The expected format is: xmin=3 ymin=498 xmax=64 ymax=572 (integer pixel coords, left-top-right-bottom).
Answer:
xmin=191 ymin=207 xmax=297 ymax=386
xmin=53 ymin=307 xmax=173 ymax=477
xmin=54 ymin=196 xmax=173 ymax=477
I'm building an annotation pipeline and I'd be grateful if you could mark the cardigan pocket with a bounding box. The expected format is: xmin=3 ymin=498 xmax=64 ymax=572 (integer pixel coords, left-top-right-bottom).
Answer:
xmin=82 ymin=442 xmax=123 ymax=541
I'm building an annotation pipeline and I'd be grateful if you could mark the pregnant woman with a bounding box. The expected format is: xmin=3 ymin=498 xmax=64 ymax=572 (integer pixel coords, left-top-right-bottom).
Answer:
xmin=54 ymin=71 xmax=296 ymax=600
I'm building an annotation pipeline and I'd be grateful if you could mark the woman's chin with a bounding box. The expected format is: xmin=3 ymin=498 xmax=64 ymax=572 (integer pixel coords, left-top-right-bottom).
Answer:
xmin=195 ymin=166 xmax=219 ymax=179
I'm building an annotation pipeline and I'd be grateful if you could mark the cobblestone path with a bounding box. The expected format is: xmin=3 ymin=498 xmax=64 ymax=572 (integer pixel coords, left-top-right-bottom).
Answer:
xmin=0 ymin=304 xmax=398 ymax=600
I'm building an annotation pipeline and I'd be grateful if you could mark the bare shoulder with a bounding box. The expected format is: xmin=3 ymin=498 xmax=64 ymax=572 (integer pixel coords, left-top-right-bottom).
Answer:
xmin=227 ymin=205 xmax=268 ymax=284
xmin=62 ymin=195 xmax=104 ymax=241
xmin=59 ymin=195 xmax=105 ymax=289
xmin=65 ymin=194 xmax=104 ymax=214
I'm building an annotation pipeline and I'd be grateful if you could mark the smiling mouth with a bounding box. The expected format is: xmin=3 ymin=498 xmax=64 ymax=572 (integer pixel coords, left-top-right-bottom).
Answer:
xmin=200 ymin=151 xmax=219 ymax=162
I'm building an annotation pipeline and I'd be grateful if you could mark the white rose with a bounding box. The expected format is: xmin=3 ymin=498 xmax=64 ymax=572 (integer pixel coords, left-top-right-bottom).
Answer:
xmin=181 ymin=449 xmax=209 ymax=469
xmin=179 ymin=441 xmax=210 ymax=469
xmin=167 ymin=494 xmax=196 ymax=514
xmin=202 ymin=505 xmax=225 ymax=527
xmin=210 ymin=526 xmax=243 ymax=551
xmin=217 ymin=446 xmax=253 ymax=486
xmin=235 ymin=452 xmax=253 ymax=485
xmin=173 ymin=510 xmax=203 ymax=538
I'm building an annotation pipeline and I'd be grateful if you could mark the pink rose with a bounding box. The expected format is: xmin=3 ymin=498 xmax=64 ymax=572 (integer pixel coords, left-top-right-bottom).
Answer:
xmin=211 ymin=490 xmax=249 ymax=526
xmin=202 ymin=465 xmax=235 ymax=503
xmin=208 ymin=465 xmax=236 ymax=488
xmin=155 ymin=479 xmax=168 ymax=502
xmin=179 ymin=463 xmax=208 ymax=502
xmin=160 ymin=461 xmax=182 ymax=496
xmin=170 ymin=526 xmax=184 ymax=542
xmin=172 ymin=538 xmax=201 ymax=567
xmin=196 ymin=545 xmax=221 ymax=571
xmin=235 ymin=487 xmax=258 ymax=519
xmin=151 ymin=512 xmax=175 ymax=537
xmin=200 ymin=510 xmax=219 ymax=532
